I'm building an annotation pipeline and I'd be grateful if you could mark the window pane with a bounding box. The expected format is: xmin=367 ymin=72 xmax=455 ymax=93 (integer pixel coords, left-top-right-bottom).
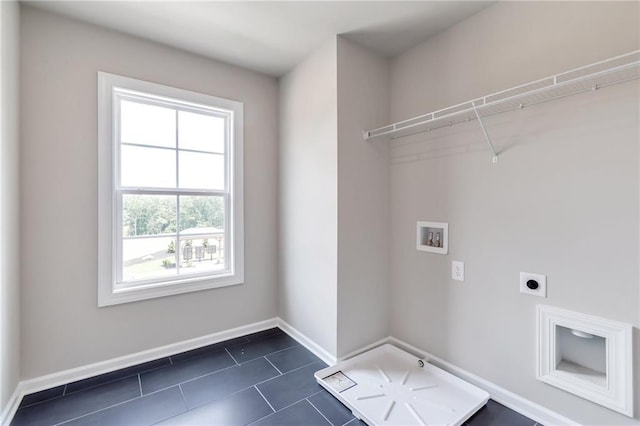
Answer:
xmin=123 ymin=194 xmax=176 ymax=237
xmin=122 ymin=237 xmax=178 ymax=282
xmin=179 ymin=196 xmax=224 ymax=232
xmin=120 ymin=100 xmax=176 ymax=148
xmin=178 ymin=151 xmax=224 ymax=190
xmin=178 ymin=236 xmax=226 ymax=275
xmin=121 ymin=145 xmax=176 ymax=188
xmin=178 ymin=111 xmax=225 ymax=153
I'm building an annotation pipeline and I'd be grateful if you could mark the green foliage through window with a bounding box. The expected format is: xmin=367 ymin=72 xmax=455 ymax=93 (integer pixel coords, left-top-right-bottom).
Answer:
xmin=123 ymin=195 xmax=223 ymax=236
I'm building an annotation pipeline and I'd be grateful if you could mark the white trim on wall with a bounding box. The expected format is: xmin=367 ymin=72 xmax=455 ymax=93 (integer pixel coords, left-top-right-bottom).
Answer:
xmin=0 ymin=318 xmax=277 ymax=426
xmin=2 ymin=320 xmax=576 ymax=426
xmin=276 ymin=318 xmax=337 ymax=366
xmin=0 ymin=386 xmax=22 ymax=426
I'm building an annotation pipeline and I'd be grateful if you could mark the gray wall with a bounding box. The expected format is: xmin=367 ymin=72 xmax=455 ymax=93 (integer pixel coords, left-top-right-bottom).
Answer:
xmin=336 ymin=38 xmax=390 ymax=357
xmin=0 ymin=0 xmax=21 ymax=410
xmin=388 ymin=2 xmax=639 ymax=425
xmin=278 ymin=39 xmax=339 ymax=355
xmin=19 ymin=7 xmax=279 ymax=379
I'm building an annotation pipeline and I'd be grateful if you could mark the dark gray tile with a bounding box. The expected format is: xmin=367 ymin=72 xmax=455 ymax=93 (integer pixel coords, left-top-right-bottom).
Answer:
xmin=181 ymin=357 xmax=279 ymax=409
xmin=466 ymin=400 xmax=535 ymax=426
xmin=250 ymin=400 xmax=330 ymax=426
xmin=308 ymin=390 xmax=354 ymax=426
xmin=11 ymin=376 xmax=140 ymax=426
xmin=170 ymin=337 xmax=249 ymax=363
xmin=19 ymin=385 xmax=65 ymax=408
xmin=60 ymin=386 xmax=186 ymax=426
xmin=256 ymin=362 xmax=325 ymax=411
xmin=141 ymin=350 xmax=235 ymax=394
xmin=227 ymin=333 xmax=298 ymax=364
xmin=158 ymin=387 xmax=273 ymax=425
xmin=66 ymin=358 xmax=171 ymax=394
xmin=266 ymin=345 xmax=321 ymax=373
xmin=343 ymin=419 xmax=366 ymax=425
xmin=244 ymin=328 xmax=285 ymax=342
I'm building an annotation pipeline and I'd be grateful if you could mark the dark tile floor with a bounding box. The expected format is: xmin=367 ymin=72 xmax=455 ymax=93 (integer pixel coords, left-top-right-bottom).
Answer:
xmin=12 ymin=328 xmax=539 ymax=426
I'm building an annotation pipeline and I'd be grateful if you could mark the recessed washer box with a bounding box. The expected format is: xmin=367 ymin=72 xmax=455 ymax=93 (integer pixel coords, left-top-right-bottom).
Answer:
xmin=416 ymin=221 xmax=448 ymax=254
xmin=537 ymin=305 xmax=633 ymax=417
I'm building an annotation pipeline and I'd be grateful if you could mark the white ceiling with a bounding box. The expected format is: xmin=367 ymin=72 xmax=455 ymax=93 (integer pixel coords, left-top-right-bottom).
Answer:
xmin=25 ymin=1 xmax=493 ymax=77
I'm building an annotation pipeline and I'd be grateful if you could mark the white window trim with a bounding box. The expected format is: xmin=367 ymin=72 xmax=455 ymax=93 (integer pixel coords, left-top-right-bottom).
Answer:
xmin=98 ymin=72 xmax=244 ymax=307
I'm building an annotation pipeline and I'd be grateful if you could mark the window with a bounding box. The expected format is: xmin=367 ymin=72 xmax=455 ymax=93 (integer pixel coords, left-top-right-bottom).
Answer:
xmin=98 ymin=72 xmax=244 ymax=306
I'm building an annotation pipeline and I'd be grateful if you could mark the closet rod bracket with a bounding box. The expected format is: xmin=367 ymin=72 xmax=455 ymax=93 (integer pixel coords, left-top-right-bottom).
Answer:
xmin=472 ymin=101 xmax=499 ymax=164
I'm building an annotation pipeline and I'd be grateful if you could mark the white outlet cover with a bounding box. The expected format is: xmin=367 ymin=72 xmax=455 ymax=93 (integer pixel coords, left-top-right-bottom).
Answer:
xmin=520 ymin=272 xmax=546 ymax=297
xmin=452 ymin=261 xmax=464 ymax=281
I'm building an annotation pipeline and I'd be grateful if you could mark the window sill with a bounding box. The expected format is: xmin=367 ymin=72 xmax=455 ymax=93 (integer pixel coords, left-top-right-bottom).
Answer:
xmin=98 ymin=273 xmax=244 ymax=307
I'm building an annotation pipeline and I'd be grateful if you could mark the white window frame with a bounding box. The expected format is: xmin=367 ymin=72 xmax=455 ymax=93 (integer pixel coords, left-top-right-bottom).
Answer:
xmin=98 ymin=72 xmax=244 ymax=307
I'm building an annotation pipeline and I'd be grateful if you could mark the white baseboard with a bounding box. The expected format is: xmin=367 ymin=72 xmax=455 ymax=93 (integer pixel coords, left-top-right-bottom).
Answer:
xmin=1 ymin=319 xmax=576 ymax=426
xmin=387 ymin=336 xmax=579 ymax=426
xmin=276 ymin=318 xmax=336 ymax=366
xmin=0 ymin=384 xmax=23 ymax=426
xmin=1 ymin=318 xmax=278 ymax=426
xmin=337 ymin=337 xmax=388 ymax=363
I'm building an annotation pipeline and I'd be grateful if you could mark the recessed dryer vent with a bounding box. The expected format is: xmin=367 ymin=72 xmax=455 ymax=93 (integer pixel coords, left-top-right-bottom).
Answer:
xmin=537 ymin=305 xmax=633 ymax=417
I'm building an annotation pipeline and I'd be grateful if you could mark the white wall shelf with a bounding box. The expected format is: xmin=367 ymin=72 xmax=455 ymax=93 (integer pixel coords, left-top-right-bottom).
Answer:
xmin=364 ymin=50 xmax=640 ymax=163
xmin=537 ymin=305 xmax=633 ymax=417
xmin=416 ymin=221 xmax=448 ymax=254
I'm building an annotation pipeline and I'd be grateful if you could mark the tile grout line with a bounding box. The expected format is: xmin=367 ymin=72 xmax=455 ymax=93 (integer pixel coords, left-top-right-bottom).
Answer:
xmin=24 ymin=360 xmax=174 ymax=409
xmin=278 ymin=359 xmax=324 ymax=375
xmin=253 ymin=385 xmax=277 ymax=413
xmin=263 ymin=356 xmax=283 ymax=375
xmin=177 ymin=383 xmax=188 ymax=410
xmin=307 ymin=397 xmax=334 ymax=426
xmin=246 ymin=390 xmax=326 ymax=426
xmin=52 ymin=393 xmax=147 ymax=425
xmin=258 ymin=341 xmax=302 ymax=358
xmin=21 ymin=342 xmax=315 ymax=421
xmin=225 ymin=347 xmax=240 ymax=365
xmin=249 ymin=387 xmax=331 ymax=425
xmin=19 ymin=335 xmax=326 ymax=424
xmin=277 ymin=390 xmax=325 ymax=413
xmin=169 ymin=344 xmax=324 ymax=414
xmin=54 ymin=384 xmax=188 ymax=426
xmin=156 ymin=355 xmax=323 ymax=399
xmin=144 ymin=356 xmax=286 ymax=403
xmin=166 ymin=361 xmax=240 ymax=389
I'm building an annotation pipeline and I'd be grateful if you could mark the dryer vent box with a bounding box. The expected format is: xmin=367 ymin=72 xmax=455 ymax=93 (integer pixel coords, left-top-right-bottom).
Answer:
xmin=537 ymin=305 xmax=633 ymax=417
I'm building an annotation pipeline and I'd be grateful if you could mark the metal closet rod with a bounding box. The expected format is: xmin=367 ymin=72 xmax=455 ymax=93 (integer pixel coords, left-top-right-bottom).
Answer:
xmin=363 ymin=50 xmax=640 ymax=162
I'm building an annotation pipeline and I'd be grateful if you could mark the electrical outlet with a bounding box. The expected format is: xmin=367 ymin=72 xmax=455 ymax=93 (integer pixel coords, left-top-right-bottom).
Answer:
xmin=452 ymin=261 xmax=464 ymax=281
xmin=520 ymin=272 xmax=546 ymax=297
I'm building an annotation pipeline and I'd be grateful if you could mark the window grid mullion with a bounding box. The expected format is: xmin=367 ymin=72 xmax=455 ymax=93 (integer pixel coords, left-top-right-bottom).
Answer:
xmin=118 ymin=188 xmax=228 ymax=196
xmin=114 ymin=95 xmax=124 ymax=284
xmin=121 ymin=141 xmax=224 ymax=156
xmin=175 ymin=109 xmax=181 ymax=275
xmin=224 ymin=192 xmax=230 ymax=271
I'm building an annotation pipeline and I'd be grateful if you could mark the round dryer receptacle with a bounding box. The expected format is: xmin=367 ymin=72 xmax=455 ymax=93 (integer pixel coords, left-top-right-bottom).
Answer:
xmin=526 ymin=279 xmax=539 ymax=290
